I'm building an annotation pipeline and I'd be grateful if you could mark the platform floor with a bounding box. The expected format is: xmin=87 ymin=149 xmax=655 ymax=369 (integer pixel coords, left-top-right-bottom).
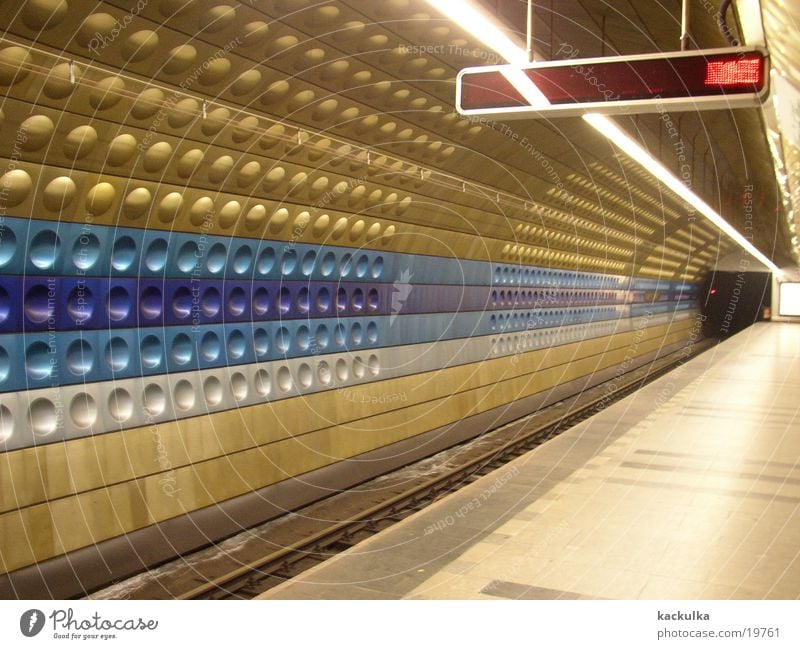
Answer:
xmin=261 ymin=323 xmax=800 ymax=600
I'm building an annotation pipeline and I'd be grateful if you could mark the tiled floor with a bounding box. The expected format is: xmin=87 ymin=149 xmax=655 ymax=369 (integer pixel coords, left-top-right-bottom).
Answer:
xmin=261 ymin=323 xmax=800 ymax=600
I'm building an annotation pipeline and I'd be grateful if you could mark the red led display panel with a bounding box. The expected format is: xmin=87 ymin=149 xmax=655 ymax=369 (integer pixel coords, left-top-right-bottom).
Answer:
xmin=457 ymin=48 xmax=769 ymax=118
xmin=704 ymin=56 xmax=762 ymax=86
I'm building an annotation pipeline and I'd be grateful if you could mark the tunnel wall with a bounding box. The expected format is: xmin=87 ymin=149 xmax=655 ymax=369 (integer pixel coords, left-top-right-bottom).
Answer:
xmin=702 ymin=271 xmax=771 ymax=338
xmin=0 ymin=1 xmax=703 ymax=596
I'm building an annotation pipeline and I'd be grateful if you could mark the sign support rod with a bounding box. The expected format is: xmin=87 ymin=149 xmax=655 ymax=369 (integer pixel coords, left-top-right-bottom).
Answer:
xmin=527 ymin=0 xmax=534 ymax=62
xmin=681 ymin=0 xmax=691 ymax=50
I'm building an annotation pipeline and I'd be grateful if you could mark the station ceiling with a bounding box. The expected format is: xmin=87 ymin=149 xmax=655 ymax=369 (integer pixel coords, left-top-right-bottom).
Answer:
xmin=472 ymin=0 xmax=797 ymax=271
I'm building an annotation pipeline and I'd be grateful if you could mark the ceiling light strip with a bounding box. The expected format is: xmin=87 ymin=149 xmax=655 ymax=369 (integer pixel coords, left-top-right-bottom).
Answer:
xmin=424 ymin=0 xmax=528 ymax=65
xmin=583 ymin=113 xmax=780 ymax=273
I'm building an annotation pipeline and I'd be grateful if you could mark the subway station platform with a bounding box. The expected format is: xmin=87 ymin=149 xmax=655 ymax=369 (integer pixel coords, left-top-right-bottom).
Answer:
xmin=261 ymin=323 xmax=800 ymax=600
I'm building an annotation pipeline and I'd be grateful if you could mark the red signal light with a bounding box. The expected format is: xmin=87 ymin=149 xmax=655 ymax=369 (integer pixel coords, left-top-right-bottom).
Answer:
xmin=705 ymin=55 xmax=762 ymax=87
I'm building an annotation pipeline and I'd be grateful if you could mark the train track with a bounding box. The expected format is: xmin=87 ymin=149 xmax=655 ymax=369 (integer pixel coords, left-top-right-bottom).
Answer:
xmin=93 ymin=340 xmax=715 ymax=600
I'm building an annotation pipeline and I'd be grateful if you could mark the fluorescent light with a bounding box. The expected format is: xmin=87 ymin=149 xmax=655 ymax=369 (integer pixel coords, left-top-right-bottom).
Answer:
xmin=583 ymin=113 xmax=781 ymax=273
xmin=424 ymin=0 xmax=528 ymax=65
xmin=424 ymin=0 xmax=545 ymax=104
xmin=426 ymin=0 xmax=781 ymax=274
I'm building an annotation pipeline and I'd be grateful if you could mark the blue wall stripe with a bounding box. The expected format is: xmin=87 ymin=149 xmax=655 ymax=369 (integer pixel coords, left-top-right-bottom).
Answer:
xmin=0 ymin=273 xmax=693 ymax=334
xmin=0 ymin=301 xmax=696 ymax=393
xmin=0 ymin=215 xmax=691 ymax=292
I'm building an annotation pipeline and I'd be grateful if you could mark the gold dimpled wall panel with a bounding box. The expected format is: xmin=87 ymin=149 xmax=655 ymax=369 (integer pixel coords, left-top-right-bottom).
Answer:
xmin=0 ymin=0 xmax=708 ymax=584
